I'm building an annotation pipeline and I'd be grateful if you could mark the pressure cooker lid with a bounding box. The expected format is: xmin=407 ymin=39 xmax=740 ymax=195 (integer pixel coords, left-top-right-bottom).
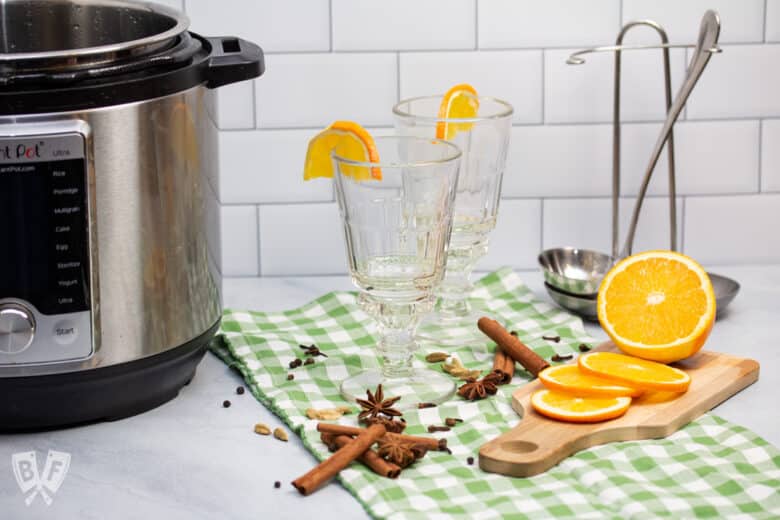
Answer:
xmin=0 ymin=0 xmax=189 ymax=73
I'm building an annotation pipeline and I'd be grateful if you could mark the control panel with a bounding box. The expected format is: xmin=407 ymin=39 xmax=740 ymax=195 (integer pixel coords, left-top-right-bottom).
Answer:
xmin=0 ymin=132 xmax=93 ymax=365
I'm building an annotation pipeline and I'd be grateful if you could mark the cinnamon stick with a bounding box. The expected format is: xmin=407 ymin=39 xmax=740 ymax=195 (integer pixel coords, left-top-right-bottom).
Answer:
xmin=321 ymin=433 xmax=401 ymax=479
xmin=491 ymin=346 xmax=515 ymax=384
xmin=478 ymin=317 xmax=550 ymax=376
xmin=316 ymin=423 xmax=447 ymax=452
xmin=292 ymin=423 xmax=386 ymax=495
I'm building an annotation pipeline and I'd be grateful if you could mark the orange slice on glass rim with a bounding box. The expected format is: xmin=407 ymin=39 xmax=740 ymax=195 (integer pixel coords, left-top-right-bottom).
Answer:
xmin=435 ymin=83 xmax=479 ymax=140
xmin=597 ymin=250 xmax=716 ymax=363
xmin=538 ymin=364 xmax=643 ymax=398
xmin=578 ymin=352 xmax=691 ymax=393
xmin=303 ymin=121 xmax=381 ymax=181
xmin=530 ymin=389 xmax=632 ymax=423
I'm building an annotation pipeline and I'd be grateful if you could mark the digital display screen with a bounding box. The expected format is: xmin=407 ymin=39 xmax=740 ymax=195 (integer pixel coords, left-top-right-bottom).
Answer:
xmin=0 ymin=136 xmax=90 ymax=315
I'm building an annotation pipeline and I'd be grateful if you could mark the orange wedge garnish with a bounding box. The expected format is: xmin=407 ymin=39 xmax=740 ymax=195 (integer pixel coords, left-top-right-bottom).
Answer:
xmin=538 ymin=364 xmax=643 ymax=398
xmin=435 ymin=83 xmax=479 ymax=140
xmin=597 ymin=250 xmax=716 ymax=363
xmin=530 ymin=389 xmax=632 ymax=423
xmin=578 ymin=352 xmax=691 ymax=393
xmin=304 ymin=121 xmax=381 ymax=181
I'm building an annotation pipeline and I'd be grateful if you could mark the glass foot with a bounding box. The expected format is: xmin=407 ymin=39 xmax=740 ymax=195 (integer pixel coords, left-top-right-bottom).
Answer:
xmin=340 ymin=368 xmax=456 ymax=409
xmin=416 ymin=309 xmax=492 ymax=347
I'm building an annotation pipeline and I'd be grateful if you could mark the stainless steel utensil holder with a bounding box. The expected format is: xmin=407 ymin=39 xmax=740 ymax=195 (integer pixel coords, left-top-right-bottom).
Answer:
xmin=567 ymin=23 xmax=723 ymax=258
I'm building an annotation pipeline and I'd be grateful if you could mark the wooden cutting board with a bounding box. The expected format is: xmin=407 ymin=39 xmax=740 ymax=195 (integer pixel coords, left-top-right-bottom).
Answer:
xmin=479 ymin=343 xmax=760 ymax=477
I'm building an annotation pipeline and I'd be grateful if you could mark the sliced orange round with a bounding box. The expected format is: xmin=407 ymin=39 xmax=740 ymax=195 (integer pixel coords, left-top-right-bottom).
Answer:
xmin=597 ymin=250 xmax=716 ymax=363
xmin=304 ymin=121 xmax=381 ymax=181
xmin=436 ymin=83 xmax=479 ymax=140
xmin=538 ymin=364 xmax=643 ymax=398
xmin=578 ymin=352 xmax=691 ymax=393
xmin=530 ymin=389 xmax=632 ymax=423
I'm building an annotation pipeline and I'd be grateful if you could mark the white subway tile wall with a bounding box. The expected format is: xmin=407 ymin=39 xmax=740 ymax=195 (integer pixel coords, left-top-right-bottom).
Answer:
xmin=175 ymin=1 xmax=780 ymax=276
xmin=762 ymin=120 xmax=780 ymax=192
xmin=332 ymin=0 xmax=476 ymax=51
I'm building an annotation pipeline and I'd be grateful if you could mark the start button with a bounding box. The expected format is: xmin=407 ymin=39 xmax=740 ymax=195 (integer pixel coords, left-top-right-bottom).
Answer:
xmin=53 ymin=321 xmax=79 ymax=345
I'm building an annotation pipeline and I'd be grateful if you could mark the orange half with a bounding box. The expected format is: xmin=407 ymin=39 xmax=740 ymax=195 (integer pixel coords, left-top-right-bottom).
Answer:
xmin=578 ymin=352 xmax=691 ymax=393
xmin=304 ymin=121 xmax=381 ymax=181
xmin=538 ymin=364 xmax=643 ymax=398
xmin=597 ymin=250 xmax=716 ymax=363
xmin=531 ymin=389 xmax=632 ymax=423
xmin=435 ymin=84 xmax=479 ymax=140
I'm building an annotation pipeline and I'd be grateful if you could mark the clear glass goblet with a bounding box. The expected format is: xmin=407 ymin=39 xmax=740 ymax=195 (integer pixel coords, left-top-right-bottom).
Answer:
xmin=393 ymin=95 xmax=513 ymax=346
xmin=334 ymin=136 xmax=462 ymax=405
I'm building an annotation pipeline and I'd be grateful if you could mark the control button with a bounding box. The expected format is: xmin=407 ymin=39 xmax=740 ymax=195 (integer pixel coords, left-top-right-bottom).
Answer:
xmin=0 ymin=304 xmax=36 ymax=354
xmin=53 ymin=320 xmax=78 ymax=346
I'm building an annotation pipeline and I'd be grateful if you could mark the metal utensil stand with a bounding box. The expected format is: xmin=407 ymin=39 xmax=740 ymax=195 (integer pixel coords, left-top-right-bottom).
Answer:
xmin=568 ymin=21 xmax=721 ymax=257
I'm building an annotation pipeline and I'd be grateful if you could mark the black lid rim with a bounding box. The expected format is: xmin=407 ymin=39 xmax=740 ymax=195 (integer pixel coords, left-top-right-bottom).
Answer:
xmin=0 ymin=33 xmax=264 ymax=116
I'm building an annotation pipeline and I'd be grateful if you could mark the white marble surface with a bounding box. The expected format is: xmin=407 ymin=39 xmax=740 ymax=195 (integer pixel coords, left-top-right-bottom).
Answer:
xmin=1 ymin=265 xmax=778 ymax=519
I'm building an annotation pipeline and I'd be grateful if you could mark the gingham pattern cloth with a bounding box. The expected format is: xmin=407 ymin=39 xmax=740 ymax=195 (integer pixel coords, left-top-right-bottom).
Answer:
xmin=212 ymin=268 xmax=780 ymax=519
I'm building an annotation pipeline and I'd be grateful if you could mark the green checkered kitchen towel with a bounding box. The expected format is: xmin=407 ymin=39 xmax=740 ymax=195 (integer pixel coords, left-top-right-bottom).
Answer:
xmin=212 ymin=267 xmax=780 ymax=519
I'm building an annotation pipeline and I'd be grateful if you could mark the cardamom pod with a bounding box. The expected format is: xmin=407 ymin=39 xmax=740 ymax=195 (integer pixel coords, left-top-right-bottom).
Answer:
xmin=425 ymin=352 xmax=449 ymax=363
xmin=306 ymin=407 xmax=352 ymax=420
xmin=254 ymin=423 xmax=271 ymax=435
xmin=273 ymin=427 xmax=289 ymax=442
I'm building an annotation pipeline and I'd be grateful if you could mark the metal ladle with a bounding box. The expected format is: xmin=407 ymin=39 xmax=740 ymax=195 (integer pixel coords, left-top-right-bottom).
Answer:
xmin=541 ymin=10 xmax=738 ymax=319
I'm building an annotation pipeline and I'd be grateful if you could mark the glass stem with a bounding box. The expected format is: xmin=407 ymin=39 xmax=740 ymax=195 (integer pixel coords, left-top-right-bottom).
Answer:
xmin=437 ymin=267 xmax=474 ymax=318
xmin=362 ymin=297 xmax=430 ymax=379
xmin=378 ymin=329 xmax=416 ymax=379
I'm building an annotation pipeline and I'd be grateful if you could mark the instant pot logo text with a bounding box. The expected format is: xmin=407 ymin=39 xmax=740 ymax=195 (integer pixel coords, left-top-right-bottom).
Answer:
xmin=0 ymin=141 xmax=44 ymax=160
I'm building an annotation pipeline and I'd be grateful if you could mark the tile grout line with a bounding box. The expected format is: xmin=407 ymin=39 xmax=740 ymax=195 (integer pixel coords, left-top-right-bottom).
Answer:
xmin=252 ymin=80 xmax=258 ymax=129
xmin=540 ymin=49 xmax=545 ymax=123
xmin=256 ymin=205 xmax=262 ymax=276
xmin=396 ymin=52 xmax=401 ymax=103
xmin=539 ymin=198 xmax=545 ymax=252
xmin=758 ymin=120 xmax=763 ymax=192
xmin=474 ymin=0 xmax=479 ymax=50
xmin=328 ymin=0 xmax=334 ymax=52
xmin=764 ymin=0 xmax=769 ymax=43
xmin=261 ymin=41 xmax=780 ymax=56
xmin=680 ymin=197 xmax=686 ymax=253
xmin=235 ymin=117 xmax=770 ymax=133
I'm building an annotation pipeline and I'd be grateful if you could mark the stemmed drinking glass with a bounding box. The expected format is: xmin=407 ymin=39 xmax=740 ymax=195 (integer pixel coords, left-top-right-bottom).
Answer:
xmin=334 ymin=136 xmax=462 ymax=405
xmin=393 ymin=95 xmax=513 ymax=346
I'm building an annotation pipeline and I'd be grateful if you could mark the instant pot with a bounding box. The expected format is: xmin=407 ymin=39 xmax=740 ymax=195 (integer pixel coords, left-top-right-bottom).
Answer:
xmin=0 ymin=0 xmax=264 ymax=429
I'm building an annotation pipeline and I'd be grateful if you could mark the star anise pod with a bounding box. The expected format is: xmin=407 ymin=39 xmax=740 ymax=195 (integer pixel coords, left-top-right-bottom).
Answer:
xmin=356 ymin=384 xmax=402 ymax=421
xmin=363 ymin=416 xmax=406 ymax=433
xmin=457 ymin=372 xmax=502 ymax=401
xmin=376 ymin=437 xmax=425 ymax=468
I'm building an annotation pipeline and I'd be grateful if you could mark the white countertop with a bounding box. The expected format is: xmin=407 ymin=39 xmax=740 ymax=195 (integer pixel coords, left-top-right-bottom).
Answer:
xmin=1 ymin=265 xmax=778 ymax=519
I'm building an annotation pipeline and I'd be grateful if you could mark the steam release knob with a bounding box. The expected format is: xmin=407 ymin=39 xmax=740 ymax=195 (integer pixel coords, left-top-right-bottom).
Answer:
xmin=0 ymin=304 xmax=36 ymax=354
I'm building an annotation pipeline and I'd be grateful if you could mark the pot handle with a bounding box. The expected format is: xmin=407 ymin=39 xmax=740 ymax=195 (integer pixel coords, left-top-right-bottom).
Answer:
xmin=204 ymin=37 xmax=265 ymax=89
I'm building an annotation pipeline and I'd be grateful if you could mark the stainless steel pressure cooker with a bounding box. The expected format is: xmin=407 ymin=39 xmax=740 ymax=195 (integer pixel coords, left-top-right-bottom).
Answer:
xmin=0 ymin=0 xmax=263 ymax=429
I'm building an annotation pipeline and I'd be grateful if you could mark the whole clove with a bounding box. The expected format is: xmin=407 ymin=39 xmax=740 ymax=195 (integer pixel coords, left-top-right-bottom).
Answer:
xmin=287 ymin=373 xmax=295 ymax=381
xmin=304 ymin=357 xmax=315 ymax=366
xmin=542 ymin=335 xmax=561 ymax=343
xmin=427 ymin=425 xmax=451 ymax=433
xmin=444 ymin=417 xmax=463 ymax=427
xmin=236 ymin=386 xmax=245 ymax=395
xmin=551 ymin=353 xmax=573 ymax=362
xmin=222 ymin=400 xmax=231 ymax=408
xmin=299 ymin=344 xmax=328 ymax=358
xmin=289 ymin=358 xmax=303 ymax=369
xmin=417 ymin=402 xmax=437 ymax=409
xmin=578 ymin=344 xmax=591 ymax=352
